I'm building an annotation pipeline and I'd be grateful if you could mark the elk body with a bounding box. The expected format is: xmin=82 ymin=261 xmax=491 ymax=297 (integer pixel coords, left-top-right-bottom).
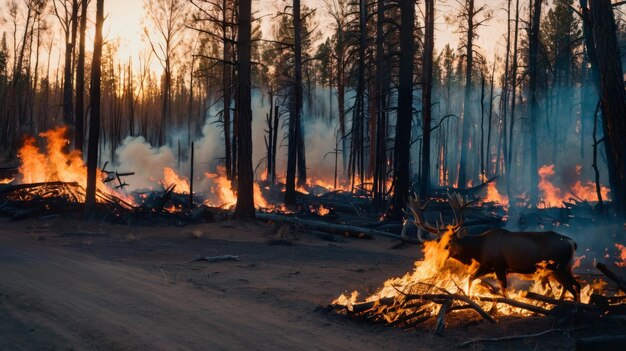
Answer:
xmin=407 ymin=194 xmax=581 ymax=301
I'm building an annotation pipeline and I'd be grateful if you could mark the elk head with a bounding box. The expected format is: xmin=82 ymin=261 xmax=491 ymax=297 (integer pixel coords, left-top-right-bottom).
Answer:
xmin=405 ymin=193 xmax=475 ymax=242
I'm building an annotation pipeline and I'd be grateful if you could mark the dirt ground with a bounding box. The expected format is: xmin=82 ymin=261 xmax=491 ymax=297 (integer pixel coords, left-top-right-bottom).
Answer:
xmin=0 ymin=217 xmax=623 ymax=350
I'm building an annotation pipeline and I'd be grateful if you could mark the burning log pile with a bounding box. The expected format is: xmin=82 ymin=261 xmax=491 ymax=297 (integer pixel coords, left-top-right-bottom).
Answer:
xmin=330 ymin=196 xmax=626 ymax=337
xmin=331 ymin=242 xmax=626 ymax=336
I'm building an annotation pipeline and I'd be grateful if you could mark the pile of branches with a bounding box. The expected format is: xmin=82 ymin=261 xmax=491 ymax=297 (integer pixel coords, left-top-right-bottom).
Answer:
xmin=0 ymin=181 xmax=220 ymax=225
xmin=330 ymin=261 xmax=626 ymax=336
xmin=0 ymin=181 xmax=133 ymax=221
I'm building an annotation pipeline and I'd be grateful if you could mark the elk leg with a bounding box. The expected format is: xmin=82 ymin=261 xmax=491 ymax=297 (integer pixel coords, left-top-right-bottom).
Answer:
xmin=495 ymin=269 xmax=508 ymax=298
xmin=552 ymin=270 xmax=581 ymax=302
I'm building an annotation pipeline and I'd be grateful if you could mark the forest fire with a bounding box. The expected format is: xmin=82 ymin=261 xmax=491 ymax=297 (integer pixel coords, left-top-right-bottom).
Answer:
xmin=538 ymin=164 xmax=610 ymax=207
xmin=332 ymin=225 xmax=621 ymax=330
xmin=483 ymin=181 xmax=509 ymax=206
xmin=15 ymin=127 xmax=133 ymax=204
xmin=162 ymin=167 xmax=190 ymax=194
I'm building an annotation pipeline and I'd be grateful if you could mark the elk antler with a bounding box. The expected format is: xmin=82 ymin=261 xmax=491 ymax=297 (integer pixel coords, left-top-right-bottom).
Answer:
xmin=446 ymin=193 xmax=477 ymax=237
xmin=405 ymin=194 xmax=442 ymax=236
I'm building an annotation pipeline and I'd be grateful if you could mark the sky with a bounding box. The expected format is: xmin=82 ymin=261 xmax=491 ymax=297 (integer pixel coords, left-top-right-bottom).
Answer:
xmin=99 ymin=0 xmax=509 ymax=73
xmin=0 ymin=0 xmax=510 ymax=75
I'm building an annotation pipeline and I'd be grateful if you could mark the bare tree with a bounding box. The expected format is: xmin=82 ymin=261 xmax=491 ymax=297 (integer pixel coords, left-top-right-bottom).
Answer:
xmin=74 ymin=0 xmax=88 ymax=152
xmin=419 ymin=0 xmax=435 ymax=197
xmin=84 ymin=0 xmax=104 ymax=217
xmin=589 ymin=0 xmax=626 ymax=217
xmin=144 ymin=0 xmax=187 ymax=146
xmin=527 ymin=0 xmax=543 ymax=206
xmin=389 ymin=0 xmax=416 ymax=219
xmin=52 ymin=0 xmax=79 ymax=132
xmin=233 ymin=0 xmax=255 ymax=220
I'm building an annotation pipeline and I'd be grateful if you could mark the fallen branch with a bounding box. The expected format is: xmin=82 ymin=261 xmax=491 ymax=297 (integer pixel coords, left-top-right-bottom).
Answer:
xmin=595 ymin=262 xmax=626 ymax=294
xmin=256 ymin=212 xmax=420 ymax=243
xmin=189 ymin=255 xmax=240 ymax=263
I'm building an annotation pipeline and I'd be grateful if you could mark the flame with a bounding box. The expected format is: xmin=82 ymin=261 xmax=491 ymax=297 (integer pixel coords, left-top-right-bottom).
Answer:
xmin=16 ymin=127 xmax=133 ymax=204
xmin=333 ymin=226 xmax=602 ymax=323
xmin=310 ymin=204 xmax=330 ymax=216
xmin=0 ymin=177 xmax=14 ymax=184
xmin=204 ymin=165 xmax=237 ymax=208
xmin=538 ymin=164 xmax=610 ymax=207
xmin=162 ymin=167 xmax=190 ymax=194
xmin=254 ymin=183 xmax=269 ymax=209
xmin=484 ymin=181 xmax=509 ymax=206
xmin=615 ymin=244 xmax=626 ymax=267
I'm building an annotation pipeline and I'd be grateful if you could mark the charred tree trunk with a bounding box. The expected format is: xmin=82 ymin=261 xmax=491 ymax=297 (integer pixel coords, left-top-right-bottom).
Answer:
xmin=75 ymin=0 xmax=87 ymax=152
xmin=390 ymin=0 xmax=415 ymax=219
xmin=233 ymin=0 xmax=255 ymax=220
xmin=62 ymin=1 xmax=78 ymax=131
xmin=223 ymin=0 xmax=233 ymax=180
xmin=285 ymin=0 xmax=304 ymax=204
xmin=84 ymin=0 xmax=104 ymax=218
xmin=420 ymin=0 xmax=434 ymax=197
xmin=458 ymin=0 xmax=475 ymax=188
xmin=507 ymin=0 xmax=520 ymax=198
xmin=373 ymin=0 xmax=387 ymax=208
xmin=527 ymin=0 xmax=542 ymax=207
xmin=271 ymin=104 xmax=279 ymax=182
xmin=590 ymin=0 xmax=626 ymax=217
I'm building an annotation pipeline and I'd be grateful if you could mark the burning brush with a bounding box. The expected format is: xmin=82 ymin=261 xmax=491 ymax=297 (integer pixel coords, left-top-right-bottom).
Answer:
xmin=331 ymin=193 xmax=626 ymax=333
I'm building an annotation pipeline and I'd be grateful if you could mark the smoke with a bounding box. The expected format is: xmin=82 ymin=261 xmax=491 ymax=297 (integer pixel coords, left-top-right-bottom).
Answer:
xmin=104 ymin=87 xmax=342 ymax=197
xmin=113 ymin=136 xmax=177 ymax=191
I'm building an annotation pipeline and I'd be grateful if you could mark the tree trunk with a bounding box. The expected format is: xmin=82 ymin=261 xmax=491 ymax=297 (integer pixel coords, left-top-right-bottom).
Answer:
xmin=84 ymin=0 xmax=104 ymax=218
xmin=420 ymin=0 xmax=434 ymax=197
xmin=285 ymin=0 xmax=304 ymax=204
xmin=75 ymin=0 xmax=88 ymax=152
xmin=527 ymin=0 xmax=542 ymax=206
xmin=507 ymin=0 xmax=520 ymax=199
xmin=223 ymin=0 xmax=233 ymax=180
xmin=590 ymin=0 xmax=626 ymax=217
xmin=373 ymin=0 xmax=387 ymax=208
xmin=458 ymin=0 xmax=474 ymax=188
xmin=233 ymin=0 xmax=255 ymax=220
xmin=389 ymin=0 xmax=415 ymax=219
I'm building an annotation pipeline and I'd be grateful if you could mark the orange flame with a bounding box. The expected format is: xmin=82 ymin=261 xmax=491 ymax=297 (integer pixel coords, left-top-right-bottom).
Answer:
xmin=163 ymin=167 xmax=190 ymax=194
xmin=16 ymin=127 xmax=133 ymax=204
xmin=615 ymin=244 xmax=626 ymax=267
xmin=484 ymin=181 xmax=509 ymax=206
xmin=538 ymin=164 xmax=610 ymax=207
xmin=0 ymin=177 xmax=14 ymax=184
xmin=333 ymin=226 xmax=601 ymax=321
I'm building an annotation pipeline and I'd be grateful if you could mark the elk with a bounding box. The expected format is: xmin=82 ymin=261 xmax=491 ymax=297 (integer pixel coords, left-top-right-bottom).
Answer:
xmin=406 ymin=193 xmax=581 ymax=301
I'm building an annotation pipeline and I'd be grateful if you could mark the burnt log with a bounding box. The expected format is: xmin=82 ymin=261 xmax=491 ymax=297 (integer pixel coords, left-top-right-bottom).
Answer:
xmin=595 ymin=262 xmax=626 ymax=294
xmin=256 ymin=212 xmax=420 ymax=243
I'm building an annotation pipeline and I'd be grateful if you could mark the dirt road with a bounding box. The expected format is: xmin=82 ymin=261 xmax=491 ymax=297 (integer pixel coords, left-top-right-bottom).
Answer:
xmin=0 ymin=219 xmax=619 ymax=350
xmin=0 ymin=220 xmax=421 ymax=350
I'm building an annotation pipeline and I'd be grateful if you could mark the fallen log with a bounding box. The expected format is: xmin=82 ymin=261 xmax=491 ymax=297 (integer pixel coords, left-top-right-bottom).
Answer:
xmin=256 ymin=212 xmax=420 ymax=243
xmin=595 ymin=262 xmax=626 ymax=294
